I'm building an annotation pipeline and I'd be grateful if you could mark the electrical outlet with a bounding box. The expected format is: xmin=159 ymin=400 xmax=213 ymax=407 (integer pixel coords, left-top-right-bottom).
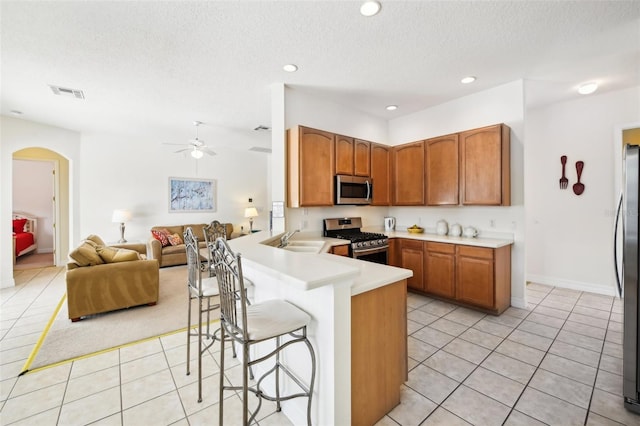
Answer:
xmin=490 ymin=219 xmax=495 ymax=228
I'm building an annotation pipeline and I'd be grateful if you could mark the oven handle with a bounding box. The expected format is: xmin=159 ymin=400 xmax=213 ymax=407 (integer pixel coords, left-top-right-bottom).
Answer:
xmin=353 ymin=245 xmax=389 ymax=255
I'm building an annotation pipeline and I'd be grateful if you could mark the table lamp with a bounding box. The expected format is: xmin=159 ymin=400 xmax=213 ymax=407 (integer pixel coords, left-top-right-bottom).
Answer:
xmin=244 ymin=207 xmax=258 ymax=233
xmin=112 ymin=209 xmax=131 ymax=243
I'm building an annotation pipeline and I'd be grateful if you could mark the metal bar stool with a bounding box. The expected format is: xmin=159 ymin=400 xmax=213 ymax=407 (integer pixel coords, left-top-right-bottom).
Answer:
xmin=210 ymin=237 xmax=316 ymax=426
xmin=203 ymin=220 xmax=228 ymax=276
xmin=184 ymin=227 xmax=220 ymax=403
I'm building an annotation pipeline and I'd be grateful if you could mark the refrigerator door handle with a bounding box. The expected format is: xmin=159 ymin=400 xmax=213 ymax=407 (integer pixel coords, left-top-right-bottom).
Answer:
xmin=614 ymin=192 xmax=623 ymax=298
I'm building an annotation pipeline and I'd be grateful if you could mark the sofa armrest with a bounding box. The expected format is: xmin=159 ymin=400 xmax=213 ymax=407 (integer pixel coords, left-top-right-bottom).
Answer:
xmin=147 ymin=237 xmax=162 ymax=261
xmin=111 ymin=242 xmax=147 ymax=256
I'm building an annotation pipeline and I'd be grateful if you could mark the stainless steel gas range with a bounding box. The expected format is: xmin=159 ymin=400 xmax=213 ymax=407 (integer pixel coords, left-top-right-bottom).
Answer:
xmin=323 ymin=217 xmax=389 ymax=264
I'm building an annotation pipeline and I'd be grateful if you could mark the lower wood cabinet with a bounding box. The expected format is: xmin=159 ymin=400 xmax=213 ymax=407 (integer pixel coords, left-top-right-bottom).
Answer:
xmin=330 ymin=244 xmax=350 ymax=257
xmin=424 ymin=242 xmax=456 ymax=298
xmin=390 ymin=238 xmax=511 ymax=314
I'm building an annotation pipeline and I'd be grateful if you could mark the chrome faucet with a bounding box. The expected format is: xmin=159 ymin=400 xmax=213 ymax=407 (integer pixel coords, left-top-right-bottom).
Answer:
xmin=278 ymin=229 xmax=300 ymax=248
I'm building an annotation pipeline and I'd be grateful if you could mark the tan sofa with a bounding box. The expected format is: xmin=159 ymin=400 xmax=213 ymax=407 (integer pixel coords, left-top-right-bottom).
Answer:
xmin=66 ymin=236 xmax=160 ymax=322
xmin=147 ymin=223 xmax=234 ymax=267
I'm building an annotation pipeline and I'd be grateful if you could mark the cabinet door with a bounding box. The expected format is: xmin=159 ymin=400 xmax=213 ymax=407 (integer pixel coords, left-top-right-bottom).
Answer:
xmin=456 ymin=246 xmax=494 ymax=309
xmin=331 ymin=244 xmax=350 ymax=257
xmin=388 ymin=238 xmax=400 ymax=267
xmin=392 ymin=141 xmax=425 ymax=205
xmin=354 ymin=139 xmax=371 ymax=177
xmin=288 ymin=126 xmax=335 ymax=207
xmin=424 ymin=242 xmax=456 ymax=298
xmin=460 ymin=124 xmax=510 ymax=206
xmin=335 ymin=135 xmax=354 ymax=175
xmin=426 ymin=134 xmax=459 ymax=205
xmin=370 ymin=143 xmax=391 ymax=206
xmin=400 ymin=239 xmax=424 ymax=291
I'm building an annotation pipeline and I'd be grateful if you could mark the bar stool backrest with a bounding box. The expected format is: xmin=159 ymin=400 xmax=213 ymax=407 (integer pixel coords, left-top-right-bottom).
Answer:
xmin=184 ymin=227 xmax=203 ymax=297
xmin=210 ymin=237 xmax=249 ymax=342
xmin=204 ymin=220 xmax=227 ymax=244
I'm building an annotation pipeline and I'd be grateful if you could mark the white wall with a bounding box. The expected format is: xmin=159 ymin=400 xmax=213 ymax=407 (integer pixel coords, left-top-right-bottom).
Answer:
xmin=1 ymin=116 xmax=81 ymax=288
xmin=12 ymin=159 xmax=54 ymax=252
xmin=526 ymin=86 xmax=640 ymax=296
xmin=386 ymin=81 xmax=526 ymax=307
xmin=78 ymin=132 xmax=269 ymax=244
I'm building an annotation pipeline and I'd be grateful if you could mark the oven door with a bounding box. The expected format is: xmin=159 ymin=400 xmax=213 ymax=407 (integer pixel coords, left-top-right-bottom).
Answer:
xmin=352 ymin=245 xmax=388 ymax=264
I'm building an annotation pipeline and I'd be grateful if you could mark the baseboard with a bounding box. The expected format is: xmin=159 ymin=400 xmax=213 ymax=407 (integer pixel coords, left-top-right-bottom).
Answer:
xmin=510 ymin=296 xmax=527 ymax=309
xmin=526 ymin=274 xmax=618 ymax=297
xmin=36 ymin=248 xmax=54 ymax=254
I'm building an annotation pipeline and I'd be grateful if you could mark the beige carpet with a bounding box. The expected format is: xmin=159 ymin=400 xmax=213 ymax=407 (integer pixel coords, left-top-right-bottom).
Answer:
xmin=24 ymin=265 xmax=219 ymax=372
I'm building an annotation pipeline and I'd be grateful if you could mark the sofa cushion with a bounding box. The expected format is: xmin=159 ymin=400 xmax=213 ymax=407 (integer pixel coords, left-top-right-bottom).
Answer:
xmin=162 ymin=244 xmax=186 ymax=255
xmin=97 ymin=246 xmax=142 ymax=263
xmin=185 ymin=224 xmax=206 ymax=241
xmin=69 ymin=241 xmax=105 ymax=266
xmin=167 ymin=233 xmax=183 ymax=246
xmin=151 ymin=230 xmax=170 ymax=247
xmin=85 ymin=234 xmax=106 ymax=246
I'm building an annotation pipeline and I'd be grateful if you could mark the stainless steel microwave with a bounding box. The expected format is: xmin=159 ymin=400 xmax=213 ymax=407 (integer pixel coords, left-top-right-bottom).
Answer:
xmin=335 ymin=175 xmax=372 ymax=205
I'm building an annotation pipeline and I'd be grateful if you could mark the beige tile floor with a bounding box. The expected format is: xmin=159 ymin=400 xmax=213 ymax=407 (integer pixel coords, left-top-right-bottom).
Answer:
xmin=1 ymin=266 xmax=639 ymax=425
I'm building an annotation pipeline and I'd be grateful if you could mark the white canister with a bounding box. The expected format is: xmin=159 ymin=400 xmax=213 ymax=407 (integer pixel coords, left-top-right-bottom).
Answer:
xmin=436 ymin=219 xmax=448 ymax=235
xmin=463 ymin=226 xmax=478 ymax=238
xmin=449 ymin=223 xmax=462 ymax=237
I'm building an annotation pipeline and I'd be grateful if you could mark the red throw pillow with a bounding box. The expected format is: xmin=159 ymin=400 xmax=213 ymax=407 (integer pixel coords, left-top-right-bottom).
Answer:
xmin=12 ymin=218 xmax=27 ymax=233
xmin=151 ymin=230 xmax=170 ymax=247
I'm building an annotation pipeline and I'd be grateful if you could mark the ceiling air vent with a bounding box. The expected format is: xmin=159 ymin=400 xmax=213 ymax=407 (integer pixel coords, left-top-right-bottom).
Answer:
xmin=253 ymin=125 xmax=271 ymax=131
xmin=249 ymin=146 xmax=272 ymax=153
xmin=49 ymin=85 xmax=85 ymax=99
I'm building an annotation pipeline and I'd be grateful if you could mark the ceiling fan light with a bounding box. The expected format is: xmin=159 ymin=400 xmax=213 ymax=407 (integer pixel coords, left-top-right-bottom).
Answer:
xmin=191 ymin=148 xmax=204 ymax=159
xmin=578 ymin=82 xmax=598 ymax=95
xmin=360 ymin=1 xmax=381 ymax=17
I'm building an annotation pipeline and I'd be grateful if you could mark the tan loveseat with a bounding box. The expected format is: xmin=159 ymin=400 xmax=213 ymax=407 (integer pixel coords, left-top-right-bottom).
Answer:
xmin=66 ymin=235 xmax=160 ymax=322
xmin=147 ymin=223 xmax=234 ymax=267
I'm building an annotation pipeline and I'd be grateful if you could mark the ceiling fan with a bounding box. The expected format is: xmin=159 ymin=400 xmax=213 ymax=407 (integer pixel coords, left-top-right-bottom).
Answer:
xmin=164 ymin=121 xmax=216 ymax=158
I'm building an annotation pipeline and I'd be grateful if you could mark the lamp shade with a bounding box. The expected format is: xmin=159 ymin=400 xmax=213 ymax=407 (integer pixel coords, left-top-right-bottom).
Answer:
xmin=112 ymin=209 xmax=131 ymax=223
xmin=244 ymin=207 xmax=258 ymax=218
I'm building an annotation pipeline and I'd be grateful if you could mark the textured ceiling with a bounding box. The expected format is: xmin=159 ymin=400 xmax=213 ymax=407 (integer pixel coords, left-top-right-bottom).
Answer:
xmin=1 ymin=1 xmax=639 ymax=150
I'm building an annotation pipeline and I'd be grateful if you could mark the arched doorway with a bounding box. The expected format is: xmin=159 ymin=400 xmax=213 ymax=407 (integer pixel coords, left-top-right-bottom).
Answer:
xmin=12 ymin=147 xmax=70 ymax=271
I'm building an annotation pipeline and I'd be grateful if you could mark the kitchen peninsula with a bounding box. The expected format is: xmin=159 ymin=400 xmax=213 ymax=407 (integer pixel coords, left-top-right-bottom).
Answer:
xmin=225 ymin=231 xmax=413 ymax=426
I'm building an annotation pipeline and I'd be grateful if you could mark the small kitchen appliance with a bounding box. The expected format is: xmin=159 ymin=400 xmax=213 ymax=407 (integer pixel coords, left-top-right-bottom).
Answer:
xmin=334 ymin=175 xmax=372 ymax=205
xmin=324 ymin=217 xmax=388 ymax=264
xmin=384 ymin=217 xmax=396 ymax=231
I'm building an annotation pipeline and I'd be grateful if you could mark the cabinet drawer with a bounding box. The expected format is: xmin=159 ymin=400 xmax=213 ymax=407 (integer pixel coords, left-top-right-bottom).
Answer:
xmin=401 ymin=239 xmax=424 ymax=250
xmin=425 ymin=242 xmax=454 ymax=254
xmin=457 ymin=245 xmax=494 ymax=260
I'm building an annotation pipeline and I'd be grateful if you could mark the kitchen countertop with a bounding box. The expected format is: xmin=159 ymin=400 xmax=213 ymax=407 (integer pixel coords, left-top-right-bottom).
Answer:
xmin=365 ymin=228 xmax=514 ymax=248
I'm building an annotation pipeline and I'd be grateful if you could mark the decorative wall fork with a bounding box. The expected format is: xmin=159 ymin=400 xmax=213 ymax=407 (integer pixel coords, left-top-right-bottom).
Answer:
xmin=559 ymin=155 xmax=569 ymax=189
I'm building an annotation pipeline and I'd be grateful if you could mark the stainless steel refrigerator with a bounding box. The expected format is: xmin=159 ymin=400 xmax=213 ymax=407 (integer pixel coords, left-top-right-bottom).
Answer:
xmin=614 ymin=143 xmax=640 ymax=414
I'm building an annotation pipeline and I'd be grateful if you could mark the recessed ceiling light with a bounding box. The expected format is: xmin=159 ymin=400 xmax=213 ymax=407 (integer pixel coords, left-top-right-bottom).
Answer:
xmin=386 ymin=105 xmax=398 ymax=111
xmin=9 ymin=110 xmax=23 ymax=116
xmin=578 ymin=82 xmax=598 ymax=95
xmin=283 ymin=64 xmax=298 ymax=72
xmin=360 ymin=1 xmax=381 ymax=17
xmin=461 ymin=76 xmax=476 ymax=84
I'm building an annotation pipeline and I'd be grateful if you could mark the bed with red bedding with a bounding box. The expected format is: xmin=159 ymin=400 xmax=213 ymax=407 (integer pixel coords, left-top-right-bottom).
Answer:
xmin=12 ymin=212 xmax=37 ymax=260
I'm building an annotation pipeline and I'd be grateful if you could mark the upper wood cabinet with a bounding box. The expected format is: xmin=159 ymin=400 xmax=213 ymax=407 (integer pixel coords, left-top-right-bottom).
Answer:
xmin=354 ymin=139 xmax=371 ymax=177
xmin=287 ymin=126 xmax=335 ymax=207
xmin=335 ymin=134 xmax=354 ymax=175
xmin=392 ymin=141 xmax=425 ymax=205
xmin=335 ymin=136 xmax=371 ymax=177
xmin=460 ymin=124 xmax=510 ymax=206
xmin=370 ymin=142 xmax=391 ymax=206
xmin=425 ymin=134 xmax=459 ymax=206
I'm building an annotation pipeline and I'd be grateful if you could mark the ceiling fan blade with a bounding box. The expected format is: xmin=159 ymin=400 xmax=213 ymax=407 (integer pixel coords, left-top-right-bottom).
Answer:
xmin=202 ymin=148 xmax=217 ymax=156
xmin=164 ymin=142 xmax=189 ymax=146
xmin=173 ymin=148 xmax=189 ymax=153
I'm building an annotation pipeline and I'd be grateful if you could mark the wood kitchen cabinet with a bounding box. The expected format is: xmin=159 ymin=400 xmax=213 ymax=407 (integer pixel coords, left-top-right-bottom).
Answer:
xmin=336 ymin=136 xmax=370 ymax=177
xmin=370 ymin=142 xmax=392 ymax=205
xmin=396 ymin=238 xmax=511 ymax=314
xmin=287 ymin=126 xmax=335 ymax=207
xmin=330 ymin=244 xmax=350 ymax=257
xmin=456 ymin=244 xmax=511 ymax=313
xmin=424 ymin=242 xmax=456 ymax=298
xmin=460 ymin=124 xmax=511 ymax=206
xmin=392 ymin=141 xmax=425 ymax=205
xmin=335 ymin=134 xmax=354 ymax=176
xmin=399 ymin=239 xmax=424 ymax=291
xmin=426 ymin=133 xmax=459 ymax=205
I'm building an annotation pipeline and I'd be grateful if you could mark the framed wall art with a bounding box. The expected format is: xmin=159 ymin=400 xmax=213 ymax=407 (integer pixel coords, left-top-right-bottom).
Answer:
xmin=169 ymin=177 xmax=216 ymax=212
